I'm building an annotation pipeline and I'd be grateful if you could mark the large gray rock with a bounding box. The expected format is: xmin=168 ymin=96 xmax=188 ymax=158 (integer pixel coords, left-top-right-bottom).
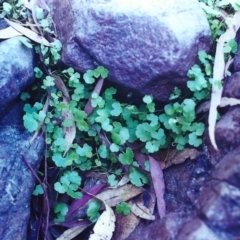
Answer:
xmin=197 ymin=146 xmax=240 ymax=237
xmin=0 ymin=36 xmax=35 ymax=117
xmin=0 ymin=128 xmax=44 ymax=240
xmin=48 ymin=0 xmax=211 ymax=102
xmin=0 ymin=105 xmax=45 ymax=240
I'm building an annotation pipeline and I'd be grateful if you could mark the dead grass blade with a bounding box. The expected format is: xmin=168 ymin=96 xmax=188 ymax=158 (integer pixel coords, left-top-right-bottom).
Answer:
xmin=209 ymin=11 xmax=240 ymax=150
xmin=56 ymin=222 xmax=91 ymax=240
xmin=4 ymin=18 xmax=50 ymax=46
xmin=53 ymin=74 xmax=71 ymax=101
xmin=156 ymin=148 xmax=200 ymax=169
xmin=130 ymin=202 xmax=155 ymax=220
xmin=0 ymin=26 xmax=22 ymax=39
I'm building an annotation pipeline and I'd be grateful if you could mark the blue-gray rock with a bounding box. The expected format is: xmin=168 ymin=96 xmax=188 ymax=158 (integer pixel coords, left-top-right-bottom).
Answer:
xmin=0 ymin=19 xmax=9 ymax=30
xmin=0 ymin=126 xmax=45 ymax=240
xmin=233 ymin=30 xmax=240 ymax=72
xmin=48 ymin=0 xmax=211 ymax=102
xmin=0 ymin=104 xmax=45 ymax=240
xmin=0 ymin=36 xmax=35 ymax=117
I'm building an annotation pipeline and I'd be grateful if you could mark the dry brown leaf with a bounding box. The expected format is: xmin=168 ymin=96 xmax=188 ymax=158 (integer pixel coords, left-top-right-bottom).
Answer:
xmin=149 ymin=156 xmax=166 ymax=218
xmin=209 ymin=11 xmax=240 ymax=150
xmin=56 ymin=223 xmax=91 ymax=240
xmin=51 ymin=75 xmax=76 ymax=156
xmin=25 ymin=0 xmax=50 ymax=33
xmin=4 ymin=18 xmax=50 ymax=46
xmin=95 ymin=184 xmax=144 ymax=207
xmin=0 ymin=26 xmax=23 ymax=39
xmin=219 ymin=97 xmax=240 ymax=107
xmin=62 ymin=98 xmax=76 ymax=156
xmin=113 ymin=208 xmax=140 ymax=240
xmin=27 ymin=15 xmax=40 ymax=33
xmin=53 ymin=74 xmax=71 ymax=101
xmin=84 ymin=78 xmax=104 ymax=116
xmin=156 ymin=148 xmax=200 ymax=169
xmin=113 ymin=193 xmax=156 ymax=240
xmin=89 ymin=202 xmax=116 ymax=240
xmin=197 ymin=97 xmax=240 ymax=114
xmin=130 ymin=202 xmax=155 ymax=220
xmin=113 ymin=174 xmax=130 ymax=188
xmin=146 ymin=189 xmax=156 ymax=215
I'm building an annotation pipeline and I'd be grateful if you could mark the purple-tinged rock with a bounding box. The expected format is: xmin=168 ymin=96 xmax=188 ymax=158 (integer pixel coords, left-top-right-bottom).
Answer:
xmin=0 ymin=36 xmax=35 ymax=117
xmin=48 ymin=0 xmax=211 ymax=102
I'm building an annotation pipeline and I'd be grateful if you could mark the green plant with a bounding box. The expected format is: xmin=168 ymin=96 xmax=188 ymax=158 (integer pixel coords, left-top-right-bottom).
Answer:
xmin=54 ymin=203 xmax=68 ymax=223
xmin=1 ymin=0 xmax=27 ymax=19
xmin=20 ymin=36 xmax=214 ymax=207
xmin=116 ymin=202 xmax=131 ymax=215
xmin=54 ymin=171 xmax=82 ymax=198
xmin=87 ymin=201 xmax=101 ymax=222
xmin=0 ymin=0 xmax=224 ymax=230
xmin=199 ymin=0 xmax=240 ymax=41
xmin=23 ymin=52 xmax=211 ymax=196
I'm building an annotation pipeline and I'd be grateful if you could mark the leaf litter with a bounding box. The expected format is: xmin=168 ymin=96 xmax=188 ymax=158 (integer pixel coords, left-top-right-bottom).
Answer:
xmin=149 ymin=156 xmax=166 ymax=218
xmin=208 ymin=10 xmax=240 ymax=150
xmin=4 ymin=18 xmax=51 ymax=46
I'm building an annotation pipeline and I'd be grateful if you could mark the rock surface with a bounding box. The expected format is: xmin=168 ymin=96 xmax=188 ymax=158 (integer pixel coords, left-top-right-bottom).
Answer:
xmin=213 ymin=106 xmax=240 ymax=160
xmin=197 ymin=146 xmax=240 ymax=237
xmin=164 ymin=155 xmax=211 ymax=213
xmin=0 ymin=36 xmax=35 ymax=117
xmin=0 ymin=104 xmax=45 ymax=240
xmin=233 ymin=30 xmax=240 ymax=72
xmin=223 ymin=72 xmax=240 ymax=99
xmin=127 ymin=148 xmax=240 ymax=240
xmin=48 ymin=0 xmax=211 ymax=102
xmin=0 ymin=34 xmax=42 ymax=240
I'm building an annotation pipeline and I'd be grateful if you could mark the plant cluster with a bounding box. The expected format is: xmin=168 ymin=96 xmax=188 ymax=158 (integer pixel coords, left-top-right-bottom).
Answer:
xmin=1 ymin=0 xmax=234 ymax=227
xmin=24 ymin=51 xmax=211 ymax=192
xmin=22 ymin=50 xmax=213 ymax=223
